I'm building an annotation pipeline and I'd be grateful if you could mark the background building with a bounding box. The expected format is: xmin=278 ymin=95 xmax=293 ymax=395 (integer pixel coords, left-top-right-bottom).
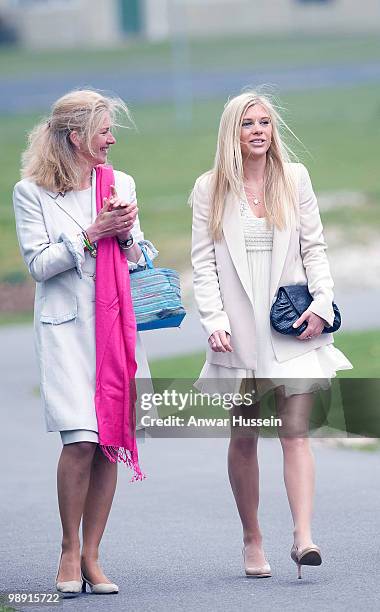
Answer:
xmin=144 ymin=0 xmax=380 ymax=41
xmin=1 ymin=0 xmax=380 ymax=49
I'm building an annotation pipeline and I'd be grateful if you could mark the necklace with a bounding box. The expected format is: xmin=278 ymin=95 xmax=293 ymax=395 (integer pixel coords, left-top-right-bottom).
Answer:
xmin=244 ymin=187 xmax=263 ymax=206
xmin=47 ymin=183 xmax=97 ymax=258
xmin=244 ymin=180 xmax=264 ymax=207
xmin=246 ymin=192 xmax=261 ymax=206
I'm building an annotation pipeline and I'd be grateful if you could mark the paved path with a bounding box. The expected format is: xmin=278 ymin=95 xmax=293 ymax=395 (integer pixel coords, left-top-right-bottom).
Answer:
xmin=1 ymin=413 xmax=380 ymax=611
xmin=0 ymin=291 xmax=379 ymax=611
xmin=1 ymin=289 xmax=377 ymax=363
xmin=140 ymin=289 xmax=380 ymax=359
xmin=2 ymin=61 xmax=380 ymax=113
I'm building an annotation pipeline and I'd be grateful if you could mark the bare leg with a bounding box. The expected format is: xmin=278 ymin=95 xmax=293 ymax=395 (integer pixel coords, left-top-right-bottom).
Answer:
xmin=276 ymin=390 xmax=316 ymax=548
xmin=81 ymin=446 xmax=118 ymax=584
xmin=56 ymin=442 xmax=97 ymax=582
xmin=228 ymin=400 xmax=267 ymax=566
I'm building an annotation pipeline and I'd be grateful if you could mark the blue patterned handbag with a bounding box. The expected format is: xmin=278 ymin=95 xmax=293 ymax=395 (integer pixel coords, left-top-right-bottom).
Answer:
xmin=129 ymin=246 xmax=186 ymax=331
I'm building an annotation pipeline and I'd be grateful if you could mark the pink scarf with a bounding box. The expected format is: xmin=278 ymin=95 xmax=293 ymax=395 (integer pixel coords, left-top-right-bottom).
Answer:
xmin=94 ymin=164 xmax=144 ymax=481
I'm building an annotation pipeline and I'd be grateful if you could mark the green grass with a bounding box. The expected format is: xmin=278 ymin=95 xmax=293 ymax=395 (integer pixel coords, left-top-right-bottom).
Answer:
xmin=1 ymin=33 xmax=380 ymax=77
xmin=148 ymin=329 xmax=380 ymax=438
xmin=0 ymin=311 xmax=33 ymax=326
xmin=150 ymin=329 xmax=380 ymax=379
xmin=1 ymin=83 xmax=380 ymax=281
xmin=150 ymin=351 xmax=205 ymax=379
xmin=331 ymin=329 xmax=380 ymax=377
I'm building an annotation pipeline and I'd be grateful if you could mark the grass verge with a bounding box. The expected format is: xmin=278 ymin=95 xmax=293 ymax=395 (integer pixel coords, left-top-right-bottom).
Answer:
xmin=150 ymin=328 xmax=380 ymax=378
xmin=1 ymin=83 xmax=380 ymax=281
xmin=148 ymin=329 xmax=380 ymax=440
xmin=1 ymin=33 xmax=380 ymax=76
xmin=0 ymin=311 xmax=33 ymax=326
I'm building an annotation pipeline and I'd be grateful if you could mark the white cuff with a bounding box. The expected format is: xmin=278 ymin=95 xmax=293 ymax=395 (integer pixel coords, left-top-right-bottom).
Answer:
xmin=128 ymin=240 xmax=159 ymax=271
xmin=58 ymin=233 xmax=85 ymax=278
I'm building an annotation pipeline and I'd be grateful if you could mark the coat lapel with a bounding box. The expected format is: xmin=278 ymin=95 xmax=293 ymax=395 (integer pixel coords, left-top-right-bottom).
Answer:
xmin=44 ymin=188 xmax=88 ymax=229
xmin=222 ymin=190 xmax=253 ymax=304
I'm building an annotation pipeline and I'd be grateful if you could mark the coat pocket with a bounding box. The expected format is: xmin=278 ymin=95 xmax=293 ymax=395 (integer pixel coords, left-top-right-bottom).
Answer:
xmin=39 ymin=274 xmax=78 ymax=324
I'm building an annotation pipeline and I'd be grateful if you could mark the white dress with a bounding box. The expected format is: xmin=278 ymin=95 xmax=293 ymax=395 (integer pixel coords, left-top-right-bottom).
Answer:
xmin=196 ymin=198 xmax=353 ymax=398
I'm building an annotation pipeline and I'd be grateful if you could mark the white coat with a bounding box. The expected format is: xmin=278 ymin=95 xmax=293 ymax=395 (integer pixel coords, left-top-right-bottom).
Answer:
xmin=13 ymin=170 xmax=156 ymax=432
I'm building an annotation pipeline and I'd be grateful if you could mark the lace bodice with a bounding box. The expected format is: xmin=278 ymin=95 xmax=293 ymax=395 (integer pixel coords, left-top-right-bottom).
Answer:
xmin=240 ymin=200 xmax=273 ymax=251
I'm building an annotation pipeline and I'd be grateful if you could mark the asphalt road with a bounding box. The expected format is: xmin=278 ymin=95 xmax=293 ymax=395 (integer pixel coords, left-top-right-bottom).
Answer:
xmin=1 ymin=424 xmax=380 ymax=611
xmin=0 ymin=288 xmax=379 ymax=363
xmin=0 ymin=299 xmax=380 ymax=611
xmin=2 ymin=61 xmax=380 ymax=113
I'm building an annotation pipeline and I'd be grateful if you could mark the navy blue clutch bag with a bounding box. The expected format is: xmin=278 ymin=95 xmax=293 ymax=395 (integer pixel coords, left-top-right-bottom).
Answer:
xmin=270 ymin=285 xmax=341 ymax=336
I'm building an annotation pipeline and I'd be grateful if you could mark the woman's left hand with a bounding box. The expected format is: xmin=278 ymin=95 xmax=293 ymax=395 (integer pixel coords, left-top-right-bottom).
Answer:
xmin=293 ymin=308 xmax=325 ymax=341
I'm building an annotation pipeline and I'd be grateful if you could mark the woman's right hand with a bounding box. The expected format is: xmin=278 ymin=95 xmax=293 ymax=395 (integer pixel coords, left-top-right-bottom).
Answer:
xmin=86 ymin=196 xmax=137 ymax=243
xmin=208 ymin=330 xmax=233 ymax=352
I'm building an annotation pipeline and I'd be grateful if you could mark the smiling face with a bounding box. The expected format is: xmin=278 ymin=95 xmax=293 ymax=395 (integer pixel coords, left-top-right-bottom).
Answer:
xmin=70 ymin=111 xmax=116 ymax=169
xmin=240 ymin=104 xmax=272 ymax=161
xmin=87 ymin=111 xmax=116 ymax=165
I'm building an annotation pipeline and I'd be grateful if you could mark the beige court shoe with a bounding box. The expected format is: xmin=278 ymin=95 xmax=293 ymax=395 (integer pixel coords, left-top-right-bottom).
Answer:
xmin=290 ymin=544 xmax=322 ymax=579
xmin=242 ymin=547 xmax=272 ymax=578
xmin=55 ymin=553 xmax=82 ymax=597
xmin=81 ymin=573 xmax=119 ymax=594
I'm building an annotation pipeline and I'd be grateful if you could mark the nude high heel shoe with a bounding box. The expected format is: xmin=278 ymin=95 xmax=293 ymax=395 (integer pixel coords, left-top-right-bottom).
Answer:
xmin=81 ymin=573 xmax=119 ymax=594
xmin=55 ymin=553 xmax=82 ymax=597
xmin=242 ymin=547 xmax=272 ymax=578
xmin=290 ymin=544 xmax=322 ymax=579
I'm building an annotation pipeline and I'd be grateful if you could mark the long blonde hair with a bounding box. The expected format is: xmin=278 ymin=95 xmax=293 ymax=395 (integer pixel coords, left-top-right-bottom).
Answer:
xmin=21 ymin=89 xmax=132 ymax=193
xmin=205 ymin=91 xmax=299 ymax=241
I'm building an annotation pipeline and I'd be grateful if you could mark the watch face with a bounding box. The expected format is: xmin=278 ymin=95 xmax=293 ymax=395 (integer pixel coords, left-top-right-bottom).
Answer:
xmin=118 ymin=236 xmax=134 ymax=249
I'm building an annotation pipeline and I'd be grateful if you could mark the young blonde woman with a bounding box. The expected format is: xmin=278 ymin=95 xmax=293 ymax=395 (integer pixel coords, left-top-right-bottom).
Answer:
xmin=191 ymin=91 xmax=352 ymax=579
xmin=13 ymin=90 xmax=157 ymax=595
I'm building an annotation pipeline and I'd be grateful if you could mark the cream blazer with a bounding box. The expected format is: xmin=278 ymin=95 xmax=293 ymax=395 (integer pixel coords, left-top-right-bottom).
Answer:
xmin=191 ymin=163 xmax=335 ymax=370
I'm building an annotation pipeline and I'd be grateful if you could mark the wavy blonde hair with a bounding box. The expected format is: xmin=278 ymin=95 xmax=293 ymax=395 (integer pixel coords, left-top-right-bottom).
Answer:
xmin=201 ymin=91 xmax=299 ymax=241
xmin=21 ymin=89 xmax=132 ymax=193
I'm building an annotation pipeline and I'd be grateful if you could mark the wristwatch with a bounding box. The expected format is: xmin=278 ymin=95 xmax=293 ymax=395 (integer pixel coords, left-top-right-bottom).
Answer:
xmin=118 ymin=235 xmax=134 ymax=250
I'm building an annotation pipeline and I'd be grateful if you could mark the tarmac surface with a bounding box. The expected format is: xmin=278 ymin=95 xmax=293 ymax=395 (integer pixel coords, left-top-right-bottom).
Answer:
xmin=1 ymin=418 xmax=380 ymax=611
xmin=0 ymin=293 xmax=380 ymax=611
xmin=0 ymin=288 xmax=378 ymax=364
xmin=1 ymin=61 xmax=380 ymax=113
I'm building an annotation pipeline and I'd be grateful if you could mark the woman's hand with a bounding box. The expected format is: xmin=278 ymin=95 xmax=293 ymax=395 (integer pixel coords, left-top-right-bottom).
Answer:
xmin=107 ymin=185 xmax=138 ymax=241
xmin=293 ymin=309 xmax=325 ymax=341
xmin=208 ymin=330 xmax=233 ymax=352
xmin=86 ymin=185 xmax=138 ymax=243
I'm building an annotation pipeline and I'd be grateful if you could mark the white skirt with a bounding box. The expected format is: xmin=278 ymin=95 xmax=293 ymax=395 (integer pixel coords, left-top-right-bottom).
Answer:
xmin=196 ymin=245 xmax=353 ymax=398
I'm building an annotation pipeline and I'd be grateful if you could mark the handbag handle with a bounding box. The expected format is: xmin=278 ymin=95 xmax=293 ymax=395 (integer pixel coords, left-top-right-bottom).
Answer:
xmin=139 ymin=243 xmax=154 ymax=270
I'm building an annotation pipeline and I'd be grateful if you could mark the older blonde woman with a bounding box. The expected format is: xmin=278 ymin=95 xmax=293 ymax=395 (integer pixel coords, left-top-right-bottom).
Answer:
xmin=13 ymin=90 xmax=157 ymax=595
xmin=191 ymin=91 xmax=352 ymax=579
